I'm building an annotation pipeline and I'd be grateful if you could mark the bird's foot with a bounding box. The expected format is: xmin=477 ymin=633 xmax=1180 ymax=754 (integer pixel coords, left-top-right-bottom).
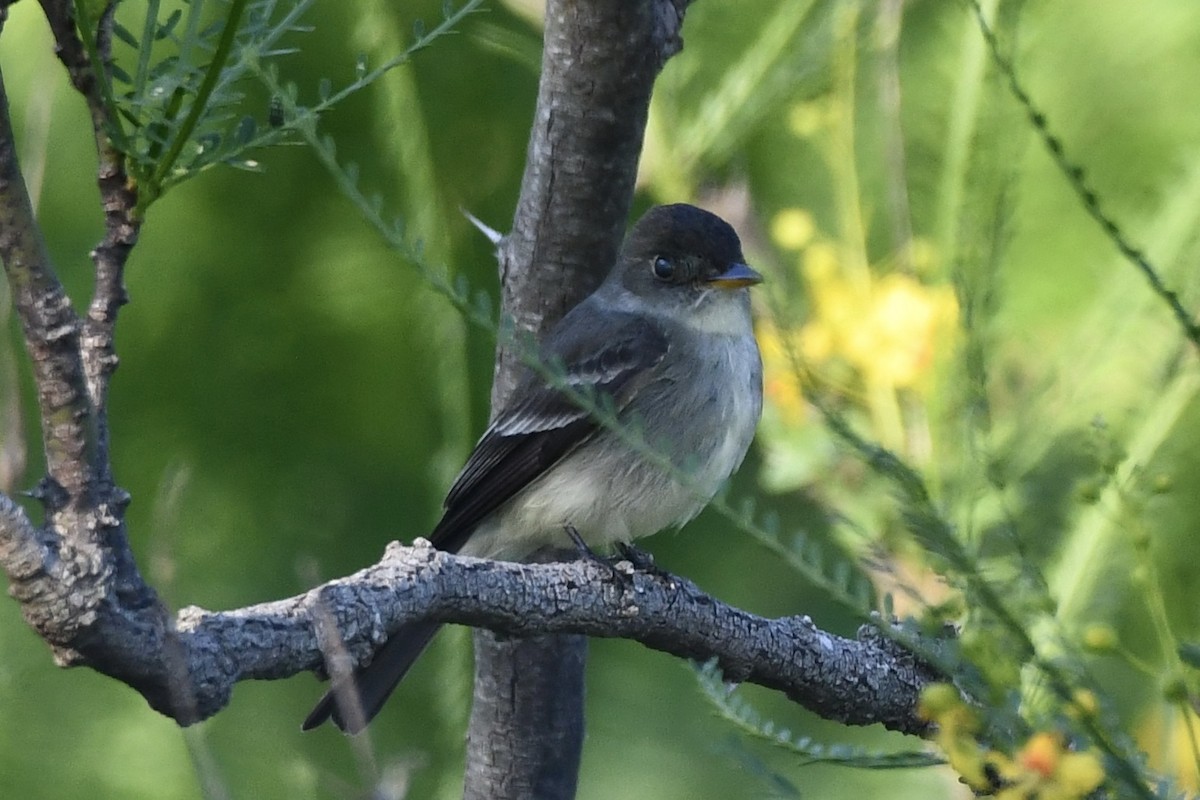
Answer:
xmin=615 ymin=542 xmax=656 ymax=572
xmin=561 ymin=527 xmax=673 ymax=586
xmin=562 ymin=525 xmax=634 ymax=586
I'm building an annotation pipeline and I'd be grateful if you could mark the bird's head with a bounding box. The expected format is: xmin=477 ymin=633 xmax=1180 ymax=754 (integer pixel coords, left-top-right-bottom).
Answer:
xmin=607 ymin=204 xmax=763 ymax=324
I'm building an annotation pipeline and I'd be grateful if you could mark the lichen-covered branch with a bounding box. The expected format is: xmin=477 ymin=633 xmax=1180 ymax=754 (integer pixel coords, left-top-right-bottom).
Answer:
xmin=39 ymin=0 xmax=141 ymax=486
xmin=0 ymin=0 xmax=167 ymax=711
xmin=0 ymin=63 xmax=93 ymax=502
xmin=60 ymin=539 xmax=940 ymax=735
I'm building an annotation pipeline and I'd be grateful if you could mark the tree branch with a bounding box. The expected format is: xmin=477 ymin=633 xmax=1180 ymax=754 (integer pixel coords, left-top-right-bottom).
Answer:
xmin=474 ymin=0 xmax=692 ymax=794
xmin=8 ymin=531 xmax=939 ymax=734
xmin=0 ymin=61 xmax=93 ymax=503
xmin=314 ymin=546 xmax=936 ymax=737
xmin=0 ymin=0 xmax=167 ymax=707
xmin=39 ymin=0 xmax=141 ymax=487
xmin=495 ymin=0 xmax=689 ymax=398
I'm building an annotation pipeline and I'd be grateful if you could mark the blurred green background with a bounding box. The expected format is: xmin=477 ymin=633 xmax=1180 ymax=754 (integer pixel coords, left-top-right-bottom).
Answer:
xmin=4 ymin=0 xmax=1200 ymax=797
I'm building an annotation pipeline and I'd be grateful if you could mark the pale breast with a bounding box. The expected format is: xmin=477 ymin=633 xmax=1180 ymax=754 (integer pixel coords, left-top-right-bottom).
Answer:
xmin=463 ymin=298 xmax=762 ymax=562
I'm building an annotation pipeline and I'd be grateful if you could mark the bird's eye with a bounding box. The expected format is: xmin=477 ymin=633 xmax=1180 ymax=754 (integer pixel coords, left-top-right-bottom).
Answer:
xmin=651 ymin=256 xmax=675 ymax=280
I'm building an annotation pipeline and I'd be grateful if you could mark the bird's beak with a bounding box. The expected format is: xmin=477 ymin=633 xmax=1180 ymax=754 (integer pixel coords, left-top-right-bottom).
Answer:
xmin=707 ymin=262 xmax=763 ymax=289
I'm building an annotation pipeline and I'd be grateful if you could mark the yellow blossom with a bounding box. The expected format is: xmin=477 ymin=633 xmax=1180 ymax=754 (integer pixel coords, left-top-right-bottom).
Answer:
xmin=803 ymin=240 xmax=840 ymax=284
xmin=1136 ymin=704 xmax=1200 ymax=790
xmin=1019 ymin=732 xmax=1061 ymax=778
xmin=918 ymin=685 xmax=991 ymax=789
xmin=1056 ymin=751 xmax=1106 ymax=797
xmin=996 ymin=733 xmax=1105 ymax=800
xmin=1067 ymin=689 xmax=1099 ymax=721
xmin=756 ymin=215 xmax=958 ymax=465
xmin=917 ymin=695 xmax=1107 ymax=800
xmin=770 ymin=208 xmax=816 ymax=251
xmin=799 ymin=254 xmax=958 ymax=393
xmin=842 ymin=273 xmax=959 ymax=389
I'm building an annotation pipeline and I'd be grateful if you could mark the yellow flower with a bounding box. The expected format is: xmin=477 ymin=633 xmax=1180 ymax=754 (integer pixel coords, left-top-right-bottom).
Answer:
xmin=770 ymin=208 xmax=816 ymax=251
xmin=917 ymin=696 xmax=1107 ymax=800
xmin=756 ymin=214 xmax=959 ymax=459
xmin=843 ymin=273 xmax=959 ymax=390
xmin=1019 ymin=732 xmax=1061 ymax=778
xmin=1081 ymin=624 xmax=1118 ymax=653
xmin=1136 ymin=704 xmax=1200 ymax=790
xmin=999 ymin=733 xmax=1105 ymax=800
xmin=798 ymin=252 xmax=959 ymax=393
xmin=803 ymin=240 xmax=841 ymax=284
xmin=1067 ymin=689 xmax=1099 ymax=721
xmin=1055 ymin=751 xmax=1106 ymax=798
xmin=918 ymin=685 xmax=993 ymax=790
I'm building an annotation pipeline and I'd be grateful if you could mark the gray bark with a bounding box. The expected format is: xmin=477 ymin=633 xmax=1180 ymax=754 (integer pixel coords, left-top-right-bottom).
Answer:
xmin=468 ymin=0 xmax=691 ymax=795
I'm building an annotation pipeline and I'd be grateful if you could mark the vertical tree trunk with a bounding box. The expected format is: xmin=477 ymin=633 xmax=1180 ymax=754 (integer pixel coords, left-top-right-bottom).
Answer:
xmin=464 ymin=0 xmax=691 ymax=796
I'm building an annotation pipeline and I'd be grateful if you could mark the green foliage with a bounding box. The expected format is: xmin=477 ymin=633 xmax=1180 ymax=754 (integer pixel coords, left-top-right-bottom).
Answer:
xmin=723 ymin=491 xmax=877 ymax=618
xmin=965 ymin=0 xmax=1200 ymax=351
xmin=711 ymin=738 xmax=803 ymax=799
xmin=247 ymin=54 xmax=507 ymax=436
xmin=97 ymin=0 xmax=484 ymax=210
xmin=103 ymin=0 xmax=300 ymax=203
xmin=649 ymin=0 xmax=1200 ymax=796
xmin=695 ymin=660 xmax=941 ymax=770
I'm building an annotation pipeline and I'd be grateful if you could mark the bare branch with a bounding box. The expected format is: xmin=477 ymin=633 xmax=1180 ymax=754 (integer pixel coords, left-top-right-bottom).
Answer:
xmin=5 ymin=535 xmax=936 ymax=734
xmin=38 ymin=0 xmax=141 ymax=485
xmin=0 ymin=62 xmax=93 ymax=502
xmin=37 ymin=0 xmax=106 ymax=113
xmin=495 ymin=0 xmax=690 ymax=402
xmin=474 ymin=1 xmax=694 ymax=793
xmin=0 ymin=1 xmax=165 ymax=708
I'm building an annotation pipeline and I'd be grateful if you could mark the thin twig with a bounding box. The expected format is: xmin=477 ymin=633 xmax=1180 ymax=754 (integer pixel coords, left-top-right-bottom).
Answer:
xmin=967 ymin=0 xmax=1200 ymax=351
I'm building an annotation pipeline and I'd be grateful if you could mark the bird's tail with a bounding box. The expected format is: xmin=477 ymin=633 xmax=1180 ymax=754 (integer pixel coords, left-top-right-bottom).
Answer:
xmin=302 ymin=620 xmax=443 ymax=733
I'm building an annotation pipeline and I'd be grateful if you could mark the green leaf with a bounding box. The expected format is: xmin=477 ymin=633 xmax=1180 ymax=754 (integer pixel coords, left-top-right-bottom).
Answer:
xmin=110 ymin=63 xmax=134 ymax=86
xmin=693 ymin=661 xmax=943 ymax=769
xmin=234 ymin=116 xmax=256 ymax=144
xmin=1180 ymin=642 xmax=1200 ymax=669
xmin=713 ymin=737 xmax=801 ymax=799
xmin=113 ymin=21 xmax=140 ymax=48
xmin=156 ymin=9 xmax=183 ymax=40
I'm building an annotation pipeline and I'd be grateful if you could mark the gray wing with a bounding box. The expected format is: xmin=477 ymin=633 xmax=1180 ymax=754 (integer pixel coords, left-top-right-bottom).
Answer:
xmin=428 ymin=307 xmax=669 ymax=554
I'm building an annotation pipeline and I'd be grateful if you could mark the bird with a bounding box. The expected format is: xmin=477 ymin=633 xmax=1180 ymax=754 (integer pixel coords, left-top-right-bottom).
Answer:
xmin=304 ymin=203 xmax=764 ymax=732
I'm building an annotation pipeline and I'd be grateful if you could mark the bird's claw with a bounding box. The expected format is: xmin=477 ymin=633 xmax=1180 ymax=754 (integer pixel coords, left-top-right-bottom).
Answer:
xmin=561 ymin=527 xmax=673 ymax=586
